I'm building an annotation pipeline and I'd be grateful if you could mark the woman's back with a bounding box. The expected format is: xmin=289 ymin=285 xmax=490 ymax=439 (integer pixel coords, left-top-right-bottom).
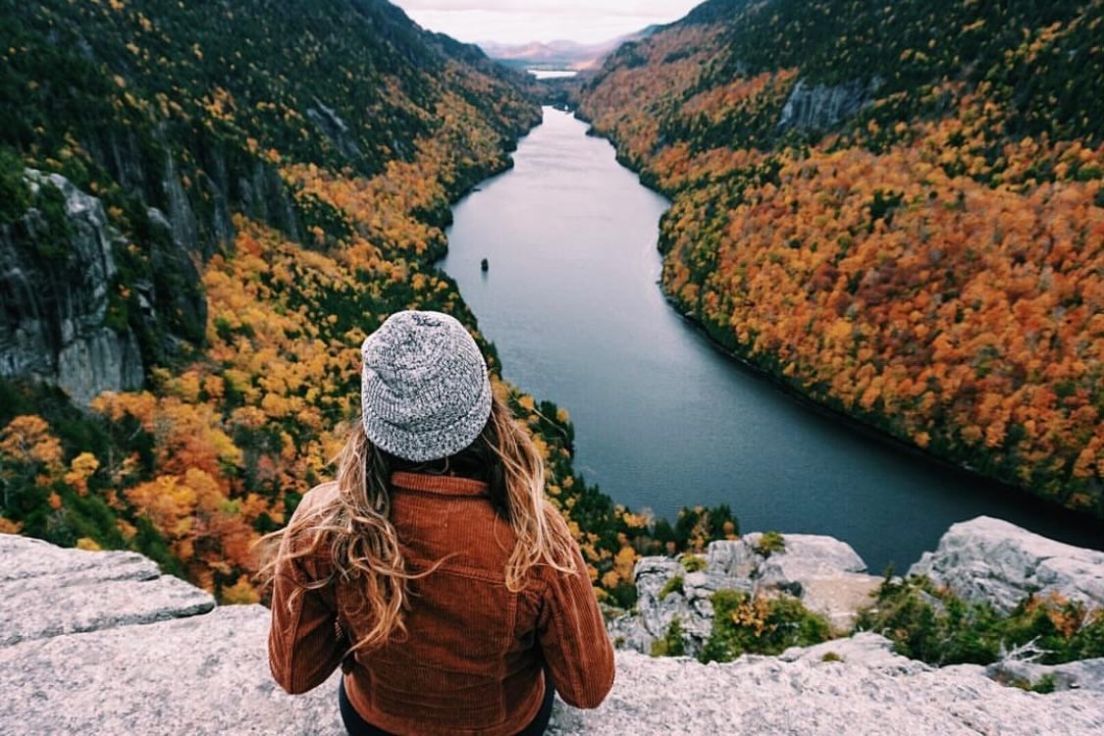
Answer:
xmin=358 ymin=468 xmax=611 ymax=733
xmin=264 ymin=311 xmax=614 ymax=735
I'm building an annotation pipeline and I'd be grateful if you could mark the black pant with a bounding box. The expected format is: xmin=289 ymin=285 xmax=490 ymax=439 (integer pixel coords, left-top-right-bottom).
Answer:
xmin=338 ymin=673 xmax=556 ymax=736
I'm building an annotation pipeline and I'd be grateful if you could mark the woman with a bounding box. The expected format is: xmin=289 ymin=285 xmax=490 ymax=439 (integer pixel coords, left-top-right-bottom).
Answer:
xmin=260 ymin=310 xmax=615 ymax=736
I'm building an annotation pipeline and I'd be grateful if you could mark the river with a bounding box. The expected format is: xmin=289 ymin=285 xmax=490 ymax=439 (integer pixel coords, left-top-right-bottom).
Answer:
xmin=439 ymin=106 xmax=1102 ymax=572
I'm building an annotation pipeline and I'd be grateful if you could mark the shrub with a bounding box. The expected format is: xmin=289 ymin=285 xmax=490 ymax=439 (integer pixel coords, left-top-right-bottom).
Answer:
xmin=0 ymin=147 xmax=29 ymax=224
xmin=658 ymin=575 xmax=684 ymax=601
xmin=855 ymin=576 xmax=1104 ymax=667
xmin=1030 ymin=674 xmax=1057 ymax=694
xmin=607 ymin=581 xmax=639 ymax=610
xmin=650 ymin=617 xmax=687 ymax=657
xmin=700 ymin=589 xmax=831 ymax=663
xmin=680 ymin=554 xmax=707 ymax=573
xmin=756 ymin=531 xmax=785 ymax=557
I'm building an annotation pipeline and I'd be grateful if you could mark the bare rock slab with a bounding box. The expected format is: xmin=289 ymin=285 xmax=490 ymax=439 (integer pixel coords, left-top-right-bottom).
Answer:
xmin=0 ymin=533 xmax=159 ymax=582
xmin=0 ymin=534 xmax=214 ymax=645
xmin=2 ymin=534 xmax=1104 ymax=734
xmin=988 ymin=657 xmax=1104 ymax=693
xmin=909 ymin=516 xmax=1104 ymax=613
xmin=551 ymin=634 xmax=1104 ymax=736
xmin=0 ymin=604 xmax=342 ymax=736
xmin=6 ymin=605 xmax=1102 ymax=736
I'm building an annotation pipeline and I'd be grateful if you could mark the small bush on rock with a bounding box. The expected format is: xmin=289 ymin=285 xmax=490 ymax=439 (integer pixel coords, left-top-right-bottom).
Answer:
xmin=607 ymin=581 xmax=639 ymax=610
xmin=650 ymin=617 xmax=687 ymax=657
xmin=699 ymin=589 xmax=831 ymax=663
xmin=1030 ymin=674 xmax=1058 ymax=694
xmin=755 ymin=531 xmax=785 ymax=557
xmin=680 ymin=554 xmax=707 ymax=572
xmin=855 ymin=576 xmax=1104 ymax=666
xmin=658 ymin=575 xmax=684 ymax=601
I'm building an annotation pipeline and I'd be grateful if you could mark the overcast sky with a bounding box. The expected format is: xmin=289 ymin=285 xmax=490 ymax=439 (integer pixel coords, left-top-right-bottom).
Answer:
xmin=391 ymin=1 xmax=703 ymax=45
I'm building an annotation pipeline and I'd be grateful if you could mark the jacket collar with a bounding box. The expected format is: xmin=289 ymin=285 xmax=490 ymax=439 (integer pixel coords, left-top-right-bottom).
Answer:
xmin=390 ymin=470 xmax=489 ymax=497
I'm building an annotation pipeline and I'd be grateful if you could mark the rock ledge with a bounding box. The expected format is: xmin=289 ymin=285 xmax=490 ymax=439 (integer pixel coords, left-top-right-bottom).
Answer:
xmin=2 ymin=529 xmax=1103 ymax=735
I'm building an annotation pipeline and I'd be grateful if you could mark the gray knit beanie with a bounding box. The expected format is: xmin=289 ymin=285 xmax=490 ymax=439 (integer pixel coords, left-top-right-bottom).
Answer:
xmin=360 ymin=310 xmax=493 ymax=462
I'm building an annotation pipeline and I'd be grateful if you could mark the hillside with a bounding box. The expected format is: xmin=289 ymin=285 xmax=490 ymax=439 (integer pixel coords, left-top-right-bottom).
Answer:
xmin=0 ymin=0 xmax=706 ymax=605
xmin=577 ymin=0 xmax=1104 ymax=517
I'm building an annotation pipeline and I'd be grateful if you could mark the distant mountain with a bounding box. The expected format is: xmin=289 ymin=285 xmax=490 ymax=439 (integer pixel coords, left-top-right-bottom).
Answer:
xmin=482 ymin=28 xmax=659 ymax=71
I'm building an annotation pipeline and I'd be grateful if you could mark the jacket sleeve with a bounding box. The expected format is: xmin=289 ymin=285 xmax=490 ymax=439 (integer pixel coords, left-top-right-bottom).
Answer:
xmin=267 ymin=501 xmax=346 ymax=695
xmin=536 ymin=532 xmax=616 ymax=709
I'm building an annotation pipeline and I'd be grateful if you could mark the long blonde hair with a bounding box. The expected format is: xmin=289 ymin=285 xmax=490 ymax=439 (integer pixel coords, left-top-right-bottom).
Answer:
xmin=256 ymin=392 xmax=577 ymax=653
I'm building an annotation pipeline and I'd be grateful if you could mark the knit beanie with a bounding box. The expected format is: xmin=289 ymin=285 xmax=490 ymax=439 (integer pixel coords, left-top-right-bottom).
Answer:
xmin=360 ymin=310 xmax=493 ymax=462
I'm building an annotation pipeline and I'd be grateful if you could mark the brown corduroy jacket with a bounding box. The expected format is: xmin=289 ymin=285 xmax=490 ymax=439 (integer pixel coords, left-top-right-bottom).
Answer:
xmin=267 ymin=471 xmax=615 ymax=735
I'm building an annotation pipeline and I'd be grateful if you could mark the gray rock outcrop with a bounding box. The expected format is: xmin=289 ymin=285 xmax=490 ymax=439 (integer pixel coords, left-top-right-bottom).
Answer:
xmin=2 ymin=532 xmax=1103 ymax=734
xmin=778 ymin=77 xmax=882 ymax=133
xmin=908 ymin=516 xmax=1104 ymax=613
xmin=0 ymin=534 xmax=214 ymax=646
xmin=306 ymin=98 xmax=363 ymax=162
xmin=553 ymin=634 xmax=1104 ymax=736
xmin=712 ymin=532 xmax=883 ymax=630
xmin=610 ymin=532 xmax=881 ymax=655
xmin=987 ymin=657 xmax=1104 ymax=693
xmin=1 ymin=603 xmax=343 ymax=735
xmin=0 ymin=170 xmax=144 ymax=405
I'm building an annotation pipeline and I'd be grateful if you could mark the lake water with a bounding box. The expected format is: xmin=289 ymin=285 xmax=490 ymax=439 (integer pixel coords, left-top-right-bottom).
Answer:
xmin=439 ymin=107 xmax=1103 ymax=572
xmin=528 ymin=69 xmax=578 ymax=80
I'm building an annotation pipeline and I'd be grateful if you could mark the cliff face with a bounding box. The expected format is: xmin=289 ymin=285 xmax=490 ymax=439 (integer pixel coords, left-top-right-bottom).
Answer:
xmin=776 ymin=77 xmax=882 ymax=133
xmin=2 ymin=519 xmax=1103 ymax=735
xmin=0 ymin=171 xmax=147 ymax=406
xmin=908 ymin=516 xmax=1104 ymax=614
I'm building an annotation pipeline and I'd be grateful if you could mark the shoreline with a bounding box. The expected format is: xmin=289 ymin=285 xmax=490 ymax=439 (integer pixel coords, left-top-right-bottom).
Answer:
xmin=660 ymin=291 xmax=1104 ymax=545
xmin=571 ymin=110 xmax=1104 ymax=539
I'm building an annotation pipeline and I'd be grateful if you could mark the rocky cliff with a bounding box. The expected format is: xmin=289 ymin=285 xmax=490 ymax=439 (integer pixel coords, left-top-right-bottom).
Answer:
xmin=3 ymin=518 xmax=1103 ymax=735
xmin=909 ymin=516 xmax=1104 ymax=614
xmin=615 ymin=516 xmax=1104 ymax=668
xmin=0 ymin=171 xmax=150 ymax=406
xmin=609 ymin=532 xmax=882 ymax=656
xmin=776 ymin=77 xmax=882 ymax=133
